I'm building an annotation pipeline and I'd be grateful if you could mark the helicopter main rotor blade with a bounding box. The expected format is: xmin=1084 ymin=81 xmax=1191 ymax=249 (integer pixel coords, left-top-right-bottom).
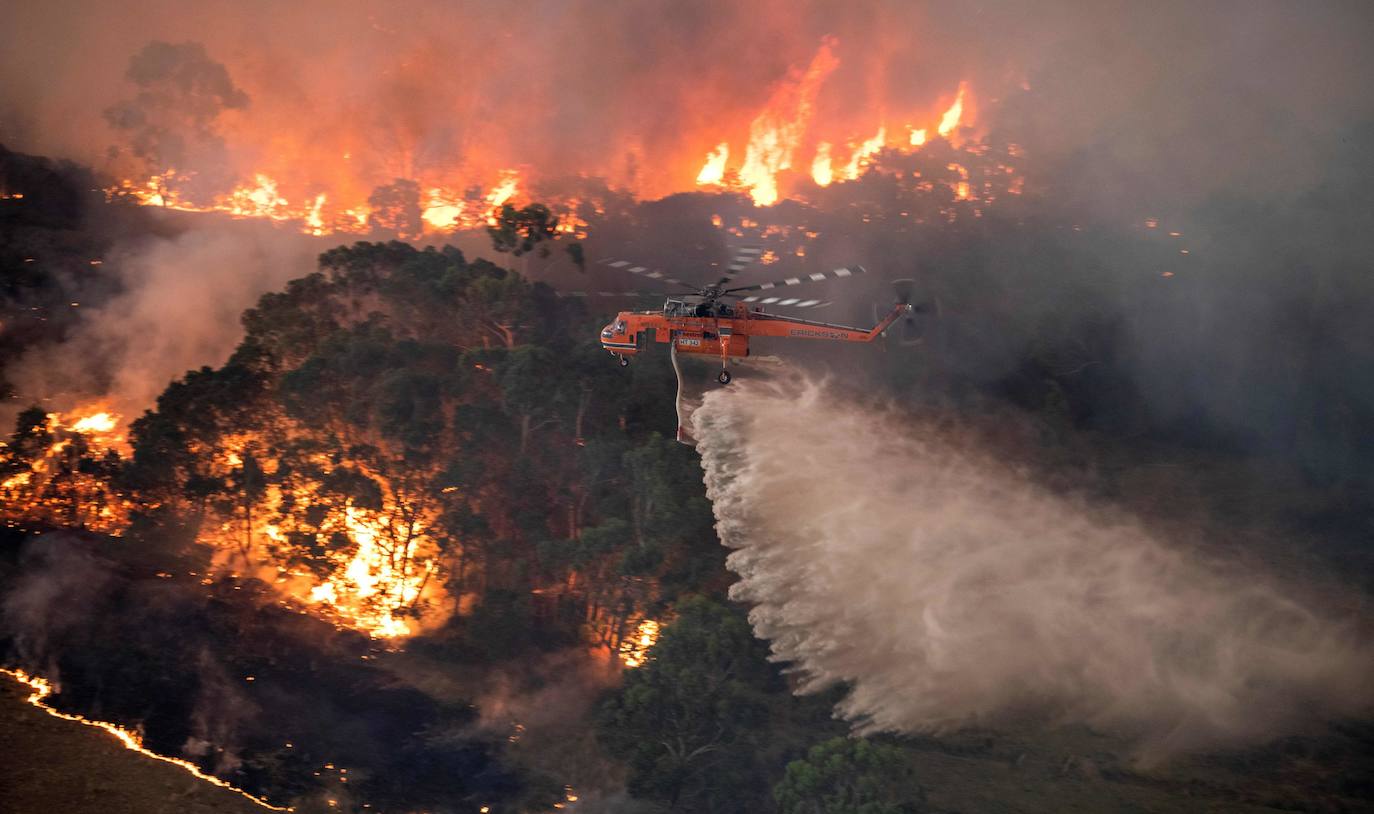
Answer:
xmin=733 ymin=295 xmax=832 ymax=309
xmin=598 ymin=258 xmax=700 ymax=292
xmin=713 ymin=245 xmax=764 ymax=287
xmin=723 ymin=264 xmax=866 ymax=294
xmin=558 ymin=290 xmax=666 ymax=298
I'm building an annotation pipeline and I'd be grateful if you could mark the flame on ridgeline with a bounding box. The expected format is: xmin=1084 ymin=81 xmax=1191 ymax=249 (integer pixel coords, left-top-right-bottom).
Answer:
xmin=112 ymin=168 xmax=527 ymax=238
xmin=0 ymin=667 xmax=291 ymax=811
xmin=95 ymin=35 xmax=998 ymax=235
xmin=698 ymin=42 xmax=978 ymax=203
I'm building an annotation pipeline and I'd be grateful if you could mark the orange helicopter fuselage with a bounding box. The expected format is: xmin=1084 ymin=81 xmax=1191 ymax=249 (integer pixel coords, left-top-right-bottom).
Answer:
xmin=600 ymin=302 xmax=910 ymax=362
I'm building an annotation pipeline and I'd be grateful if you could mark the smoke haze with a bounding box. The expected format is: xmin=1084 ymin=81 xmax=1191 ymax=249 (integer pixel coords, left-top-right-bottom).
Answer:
xmin=694 ymin=374 xmax=1374 ymax=760
xmin=8 ymin=222 xmax=319 ymax=419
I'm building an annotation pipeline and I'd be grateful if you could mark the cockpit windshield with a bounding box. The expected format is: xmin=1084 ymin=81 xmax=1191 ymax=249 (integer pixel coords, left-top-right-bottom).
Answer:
xmin=663 ymin=299 xmax=734 ymax=318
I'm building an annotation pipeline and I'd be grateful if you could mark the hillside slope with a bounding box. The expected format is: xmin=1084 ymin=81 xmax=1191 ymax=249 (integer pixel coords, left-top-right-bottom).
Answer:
xmin=0 ymin=672 xmax=273 ymax=814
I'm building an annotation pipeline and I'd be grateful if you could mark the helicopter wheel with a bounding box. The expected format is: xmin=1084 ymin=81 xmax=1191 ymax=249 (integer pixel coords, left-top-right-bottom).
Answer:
xmin=717 ymin=369 xmax=732 ymax=385
xmin=618 ymin=355 xmax=630 ymax=368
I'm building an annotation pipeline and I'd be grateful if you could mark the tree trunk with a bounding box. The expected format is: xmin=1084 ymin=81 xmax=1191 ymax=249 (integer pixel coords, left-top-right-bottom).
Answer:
xmin=574 ymin=387 xmax=591 ymax=441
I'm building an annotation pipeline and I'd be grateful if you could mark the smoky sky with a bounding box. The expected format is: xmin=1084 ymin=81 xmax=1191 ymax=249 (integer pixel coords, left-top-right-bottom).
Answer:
xmin=3 ymin=0 xmax=1372 ymax=206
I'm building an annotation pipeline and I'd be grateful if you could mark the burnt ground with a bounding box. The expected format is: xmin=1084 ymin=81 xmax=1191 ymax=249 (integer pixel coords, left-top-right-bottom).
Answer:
xmin=0 ymin=672 xmax=270 ymax=814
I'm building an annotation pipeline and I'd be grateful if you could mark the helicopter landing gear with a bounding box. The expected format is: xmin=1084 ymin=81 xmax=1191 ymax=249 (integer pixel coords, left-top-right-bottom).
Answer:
xmin=618 ymin=355 xmax=630 ymax=367
xmin=717 ymin=369 xmax=732 ymax=385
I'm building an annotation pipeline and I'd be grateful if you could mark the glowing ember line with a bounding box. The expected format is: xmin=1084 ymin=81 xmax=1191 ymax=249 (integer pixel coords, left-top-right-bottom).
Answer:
xmin=1 ymin=667 xmax=292 ymax=811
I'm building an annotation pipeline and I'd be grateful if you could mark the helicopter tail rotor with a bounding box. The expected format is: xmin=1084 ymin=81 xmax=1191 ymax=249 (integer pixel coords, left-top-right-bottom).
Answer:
xmin=892 ymin=277 xmax=915 ymax=306
xmin=874 ymin=278 xmax=931 ymax=346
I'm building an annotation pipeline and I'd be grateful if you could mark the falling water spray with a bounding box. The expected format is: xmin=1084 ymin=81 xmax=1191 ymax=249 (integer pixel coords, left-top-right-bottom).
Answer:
xmin=693 ymin=373 xmax=1373 ymax=759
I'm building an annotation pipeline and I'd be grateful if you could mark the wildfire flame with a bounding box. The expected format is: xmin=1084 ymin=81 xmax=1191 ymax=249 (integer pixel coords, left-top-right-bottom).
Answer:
xmin=693 ymin=40 xmax=981 ymax=206
xmin=811 ymin=141 xmax=834 ymax=187
xmin=92 ymin=35 xmax=999 ymax=234
xmin=4 ymin=404 xmax=445 ymax=640
xmin=485 ymin=169 xmax=520 ymax=213
xmin=735 ymin=37 xmax=840 ymax=206
xmin=696 ymin=142 xmax=730 ymax=185
xmin=842 ymin=126 xmax=887 ymax=180
xmin=304 ymin=506 xmax=439 ymax=639
xmin=70 ymin=411 xmax=118 ymax=434
xmin=199 ymin=423 xmax=455 ymax=641
xmin=112 ymin=168 xmax=528 ymax=237
xmin=619 ymin=619 xmax=661 ymax=668
xmin=1 ymin=405 xmax=130 ymax=530
xmin=938 ymin=82 xmax=967 ymax=139
xmin=1 ymin=667 xmax=291 ymax=811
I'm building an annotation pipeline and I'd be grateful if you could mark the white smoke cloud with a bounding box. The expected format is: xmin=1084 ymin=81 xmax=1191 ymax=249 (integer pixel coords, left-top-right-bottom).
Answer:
xmin=693 ymin=373 xmax=1373 ymax=761
xmin=9 ymin=220 xmax=319 ymax=418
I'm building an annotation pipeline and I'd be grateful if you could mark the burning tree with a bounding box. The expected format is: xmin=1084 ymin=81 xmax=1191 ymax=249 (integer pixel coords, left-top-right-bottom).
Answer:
xmin=1 ymin=406 xmax=128 ymax=532
xmin=103 ymin=41 xmax=249 ymax=204
xmin=92 ymin=240 xmax=703 ymax=648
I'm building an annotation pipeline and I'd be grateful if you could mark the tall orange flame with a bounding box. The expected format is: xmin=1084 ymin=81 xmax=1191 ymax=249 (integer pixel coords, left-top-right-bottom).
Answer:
xmin=811 ymin=141 xmax=834 ymax=187
xmin=696 ymin=142 xmax=730 ymax=185
xmin=736 ymin=37 xmax=840 ymax=206
xmin=938 ymin=83 xmax=967 ymax=138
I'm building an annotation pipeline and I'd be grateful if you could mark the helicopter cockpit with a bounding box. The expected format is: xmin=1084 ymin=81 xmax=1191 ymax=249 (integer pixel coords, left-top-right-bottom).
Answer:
xmin=601 ymin=318 xmax=627 ymax=340
xmin=663 ymin=298 xmax=734 ymax=319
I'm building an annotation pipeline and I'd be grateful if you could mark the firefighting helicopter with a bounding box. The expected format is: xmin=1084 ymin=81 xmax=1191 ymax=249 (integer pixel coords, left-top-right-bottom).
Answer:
xmin=594 ymin=246 xmax=915 ymax=380
xmin=587 ymin=246 xmax=916 ymax=441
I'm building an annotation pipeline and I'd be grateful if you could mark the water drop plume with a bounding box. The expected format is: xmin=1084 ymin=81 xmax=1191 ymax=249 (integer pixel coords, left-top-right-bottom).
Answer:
xmin=692 ymin=373 xmax=1373 ymax=759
